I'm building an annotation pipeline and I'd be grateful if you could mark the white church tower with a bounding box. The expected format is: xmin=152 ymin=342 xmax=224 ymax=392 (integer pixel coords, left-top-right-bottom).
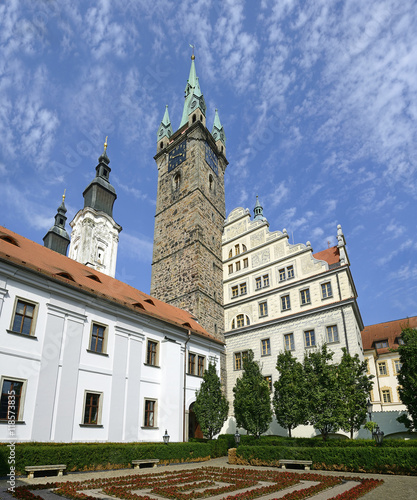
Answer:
xmin=68 ymin=139 xmax=122 ymax=277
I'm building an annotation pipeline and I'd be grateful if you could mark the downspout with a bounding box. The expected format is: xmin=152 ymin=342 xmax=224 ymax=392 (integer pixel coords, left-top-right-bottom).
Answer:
xmin=183 ymin=330 xmax=191 ymax=442
xmin=336 ymin=273 xmax=349 ymax=354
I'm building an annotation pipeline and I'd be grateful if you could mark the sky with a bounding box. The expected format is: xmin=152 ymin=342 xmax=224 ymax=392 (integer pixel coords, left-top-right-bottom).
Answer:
xmin=0 ymin=0 xmax=416 ymax=327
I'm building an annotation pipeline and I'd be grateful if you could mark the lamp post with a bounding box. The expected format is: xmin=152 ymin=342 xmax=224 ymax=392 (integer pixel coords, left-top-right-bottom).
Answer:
xmin=234 ymin=430 xmax=241 ymax=446
xmin=163 ymin=429 xmax=170 ymax=445
xmin=367 ymin=399 xmax=373 ymax=421
xmin=372 ymin=425 xmax=384 ymax=446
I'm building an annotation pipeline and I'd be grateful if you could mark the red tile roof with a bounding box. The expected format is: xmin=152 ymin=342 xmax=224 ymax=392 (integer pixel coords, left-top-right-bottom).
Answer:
xmin=0 ymin=226 xmax=223 ymax=345
xmin=361 ymin=316 xmax=417 ymax=353
xmin=313 ymin=246 xmax=340 ymax=266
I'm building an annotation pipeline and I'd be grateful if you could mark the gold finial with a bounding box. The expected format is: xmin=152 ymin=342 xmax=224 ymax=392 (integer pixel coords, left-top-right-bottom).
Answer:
xmin=189 ymin=43 xmax=195 ymax=59
xmin=62 ymin=189 xmax=66 ymax=202
xmin=104 ymin=136 xmax=108 ymax=152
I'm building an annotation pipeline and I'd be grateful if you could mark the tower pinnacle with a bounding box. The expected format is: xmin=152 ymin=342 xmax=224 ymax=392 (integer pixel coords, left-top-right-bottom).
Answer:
xmin=43 ymin=191 xmax=71 ymax=255
xmin=253 ymin=196 xmax=267 ymax=223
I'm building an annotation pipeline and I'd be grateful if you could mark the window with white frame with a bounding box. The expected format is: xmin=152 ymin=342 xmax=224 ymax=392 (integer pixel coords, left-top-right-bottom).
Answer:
xmin=10 ymin=298 xmax=38 ymax=336
xmin=284 ymin=333 xmax=295 ymax=351
xmin=144 ymin=399 xmax=157 ymax=427
xmin=326 ymin=325 xmax=339 ymax=343
xmin=378 ymin=361 xmax=388 ymax=376
xmin=259 ymin=301 xmax=268 ymax=318
xmin=281 ymin=294 xmax=291 ymax=311
xmin=321 ymin=282 xmax=332 ymax=299
xmin=82 ymin=391 xmax=102 ymax=425
xmin=0 ymin=377 xmax=26 ymax=421
xmin=261 ymin=338 xmax=271 ymax=356
xmin=300 ymin=289 xmax=311 ymax=305
xmin=146 ymin=339 xmax=159 ymax=366
xmin=304 ymin=329 xmax=315 ymax=347
xmin=231 ymin=314 xmax=251 ymax=329
xmin=381 ymin=388 xmax=392 ymax=403
xmin=89 ymin=322 xmax=108 ymax=354
xmin=393 ymin=359 xmax=402 ymax=374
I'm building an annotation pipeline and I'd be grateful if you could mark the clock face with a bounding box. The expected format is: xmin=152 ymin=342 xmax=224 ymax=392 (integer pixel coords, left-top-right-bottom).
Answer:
xmin=168 ymin=141 xmax=186 ymax=172
xmin=205 ymin=142 xmax=219 ymax=175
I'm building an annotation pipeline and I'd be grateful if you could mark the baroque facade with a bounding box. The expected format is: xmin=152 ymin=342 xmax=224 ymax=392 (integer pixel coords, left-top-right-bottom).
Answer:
xmin=222 ymin=201 xmax=365 ymax=418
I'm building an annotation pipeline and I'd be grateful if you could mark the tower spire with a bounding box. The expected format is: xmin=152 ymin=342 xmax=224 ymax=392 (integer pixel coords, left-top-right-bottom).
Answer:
xmin=211 ymin=108 xmax=226 ymax=147
xmin=253 ymin=195 xmax=267 ymax=223
xmin=43 ymin=191 xmax=71 ymax=255
xmin=157 ymin=105 xmax=173 ymax=145
xmin=179 ymin=52 xmax=206 ymax=129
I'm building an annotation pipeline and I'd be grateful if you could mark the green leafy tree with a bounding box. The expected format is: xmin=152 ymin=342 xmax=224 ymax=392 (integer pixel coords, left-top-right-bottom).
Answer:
xmin=193 ymin=363 xmax=229 ymax=439
xmin=338 ymin=348 xmax=374 ymax=438
xmin=363 ymin=420 xmax=378 ymax=437
xmin=396 ymin=328 xmax=417 ymax=431
xmin=303 ymin=345 xmax=344 ymax=440
xmin=273 ymin=350 xmax=307 ymax=437
xmin=233 ymin=350 xmax=272 ymax=438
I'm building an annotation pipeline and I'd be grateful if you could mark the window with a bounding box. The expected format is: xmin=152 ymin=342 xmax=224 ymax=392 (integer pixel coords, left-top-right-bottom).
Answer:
xmin=281 ymin=294 xmax=291 ymax=311
xmin=228 ymin=264 xmax=233 ymax=274
xmin=235 ymin=244 xmax=240 ymax=256
xmin=264 ymin=376 xmax=272 ymax=392
xmin=259 ymin=301 xmax=268 ymax=317
xmin=89 ymin=323 xmax=107 ymax=353
xmin=394 ymin=359 xmax=402 ymax=374
xmin=0 ymin=378 xmax=25 ymax=421
xmin=378 ymin=361 xmax=388 ymax=376
xmin=375 ymin=340 xmax=389 ymax=349
xmin=235 ymin=261 xmax=241 ymax=271
xmin=228 ymin=249 xmax=233 ymax=258
xmin=300 ymin=289 xmax=311 ymax=305
xmin=234 ymin=351 xmax=248 ymax=370
xmin=326 ymin=325 xmax=339 ymax=343
xmin=146 ymin=340 xmax=159 ymax=366
xmin=240 ymin=283 xmax=247 ymax=295
xmin=232 ymin=286 xmax=239 ymax=297
xmin=83 ymin=392 xmax=101 ymax=425
xmin=242 ymin=244 xmax=247 ymax=253
xmin=243 ymin=258 xmax=249 ymax=268
xmin=174 ymin=173 xmax=180 ymax=191
xmin=304 ymin=329 xmax=315 ymax=347
xmin=209 ymin=174 xmax=213 ymax=190
xmin=287 ymin=265 xmax=294 ymax=279
xmin=10 ymin=298 xmax=37 ymax=336
xmin=144 ymin=399 xmax=157 ymax=427
xmin=381 ymin=389 xmax=391 ymax=403
xmin=188 ymin=353 xmax=196 ymax=374
xmin=198 ymin=356 xmax=205 ymax=377
xmin=261 ymin=338 xmax=271 ymax=356
xmin=284 ymin=333 xmax=295 ymax=351
xmin=397 ymin=337 xmax=405 ymax=345
xmin=279 ymin=268 xmax=286 ymax=281
xmin=263 ymin=274 xmax=269 ymax=287
xmin=255 ymin=277 xmax=262 ymax=289
xmin=232 ymin=314 xmax=250 ymax=329
xmin=321 ymin=282 xmax=332 ymax=299
xmin=231 ymin=282 xmax=247 ymax=298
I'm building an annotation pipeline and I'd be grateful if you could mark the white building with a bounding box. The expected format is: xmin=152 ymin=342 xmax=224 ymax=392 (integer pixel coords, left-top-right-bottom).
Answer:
xmin=0 ymin=226 xmax=223 ymax=442
xmin=222 ymin=201 xmax=364 ymax=433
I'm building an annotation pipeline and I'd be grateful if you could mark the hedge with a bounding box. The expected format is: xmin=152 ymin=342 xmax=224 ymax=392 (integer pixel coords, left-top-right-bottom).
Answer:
xmin=0 ymin=440 xmax=228 ymax=476
xmin=235 ymin=445 xmax=417 ymax=475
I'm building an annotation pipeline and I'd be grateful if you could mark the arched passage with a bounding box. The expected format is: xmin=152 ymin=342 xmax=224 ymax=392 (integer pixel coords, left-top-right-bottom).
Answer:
xmin=188 ymin=402 xmax=203 ymax=439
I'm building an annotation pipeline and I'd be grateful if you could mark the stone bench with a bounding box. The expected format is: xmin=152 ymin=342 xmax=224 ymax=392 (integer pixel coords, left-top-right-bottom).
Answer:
xmin=132 ymin=459 xmax=159 ymax=469
xmin=25 ymin=464 xmax=67 ymax=479
xmin=279 ymin=459 xmax=312 ymax=470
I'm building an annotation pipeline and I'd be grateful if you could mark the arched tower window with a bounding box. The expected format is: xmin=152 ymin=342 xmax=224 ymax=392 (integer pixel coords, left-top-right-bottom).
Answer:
xmin=160 ymin=141 xmax=163 ymax=149
xmin=192 ymin=114 xmax=197 ymax=123
xmin=231 ymin=314 xmax=250 ymax=330
xmin=209 ymin=174 xmax=213 ymax=191
xmin=173 ymin=173 xmax=181 ymax=191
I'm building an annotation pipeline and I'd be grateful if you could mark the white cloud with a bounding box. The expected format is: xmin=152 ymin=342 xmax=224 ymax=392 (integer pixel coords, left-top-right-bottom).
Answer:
xmin=118 ymin=232 xmax=153 ymax=263
xmin=377 ymin=238 xmax=414 ymax=266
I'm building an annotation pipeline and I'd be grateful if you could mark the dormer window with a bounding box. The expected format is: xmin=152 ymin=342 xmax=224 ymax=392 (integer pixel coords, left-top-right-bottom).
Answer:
xmin=375 ymin=340 xmax=389 ymax=349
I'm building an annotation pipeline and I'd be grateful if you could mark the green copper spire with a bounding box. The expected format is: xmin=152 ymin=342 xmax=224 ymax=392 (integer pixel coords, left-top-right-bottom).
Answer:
xmin=211 ymin=108 xmax=226 ymax=146
xmin=253 ymin=196 xmax=267 ymax=222
xmin=179 ymin=54 xmax=206 ymax=128
xmin=157 ymin=105 xmax=173 ymax=142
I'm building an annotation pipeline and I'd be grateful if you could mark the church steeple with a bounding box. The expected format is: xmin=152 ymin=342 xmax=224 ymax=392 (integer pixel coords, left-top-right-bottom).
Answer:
xmin=179 ymin=54 xmax=206 ymax=129
xmin=43 ymin=191 xmax=71 ymax=255
xmin=253 ymin=196 xmax=267 ymax=223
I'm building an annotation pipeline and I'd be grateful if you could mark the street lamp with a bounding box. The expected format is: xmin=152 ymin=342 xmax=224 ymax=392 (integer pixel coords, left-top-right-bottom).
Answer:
xmin=372 ymin=425 xmax=384 ymax=446
xmin=234 ymin=430 xmax=241 ymax=446
xmin=367 ymin=399 xmax=373 ymax=421
xmin=163 ymin=429 xmax=170 ymax=445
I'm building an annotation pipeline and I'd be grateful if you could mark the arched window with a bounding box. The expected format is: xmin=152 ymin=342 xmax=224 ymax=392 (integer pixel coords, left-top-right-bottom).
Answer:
xmin=173 ymin=173 xmax=180 ymax=191
xmin=231 ymin=314 xmax=250 ymax=329
xmin=242 ymin=244 xmax=247 ymax=253
xmin=192 ymin=114 xmax=197 ymax=123
xmin=228 ymin=249 xmax=233 ymax=259
xmin=160 ymin=141 xmax=163 ymax=149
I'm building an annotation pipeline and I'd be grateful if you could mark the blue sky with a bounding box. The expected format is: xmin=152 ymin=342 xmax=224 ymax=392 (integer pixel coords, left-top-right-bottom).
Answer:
xmin=1 ymin=0 xmax=416 ymax=327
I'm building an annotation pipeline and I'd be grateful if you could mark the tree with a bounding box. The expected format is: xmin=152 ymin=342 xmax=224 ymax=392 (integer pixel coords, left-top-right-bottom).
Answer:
xmin=338 ymin=348 xmax=374 ymax=438
xmin=396 ymin=327 xmax=417 ymax=431
xmin=273 ymin=350 xmax=307 ymax=437
xmin=303 ymin=345 xmax=344 ymax=440
xmin=193 ymin=363 xmax=229 ymax=439
xmin=233 ymin=350 xmax=272 ymax=437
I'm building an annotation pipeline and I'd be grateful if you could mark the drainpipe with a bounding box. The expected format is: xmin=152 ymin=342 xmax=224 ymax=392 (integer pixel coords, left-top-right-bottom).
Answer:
xmin=183 ymin=330 xmax=191 ymax=442
xmin=336 ymin=273 xmax=349 ymax=354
